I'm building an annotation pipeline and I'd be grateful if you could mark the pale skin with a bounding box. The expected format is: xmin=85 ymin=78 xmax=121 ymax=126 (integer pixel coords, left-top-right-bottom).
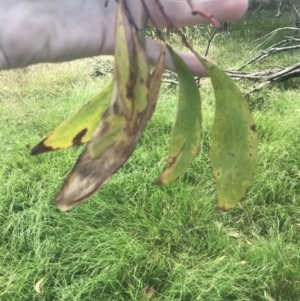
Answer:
xmin=0 ymin=0 xmax=248 ymax=75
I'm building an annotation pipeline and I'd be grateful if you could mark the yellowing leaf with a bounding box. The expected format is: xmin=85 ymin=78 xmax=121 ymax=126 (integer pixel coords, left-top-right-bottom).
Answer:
xmin=156 ymin=46 xmax=202 ymax=185
xmin=31 ymin=81 xmax=113 ymax=154
xmin=34 ymin=277 xmax=44 ymax=294
xmin=196 ymin=56 xmax=258 ymax=211
xmin=55 ymin=6 xmax=165 ymax=211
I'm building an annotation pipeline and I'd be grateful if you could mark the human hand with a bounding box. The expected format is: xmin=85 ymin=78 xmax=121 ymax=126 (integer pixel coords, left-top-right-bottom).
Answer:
xmin=0 ymin=0 xmax=248 ymax=75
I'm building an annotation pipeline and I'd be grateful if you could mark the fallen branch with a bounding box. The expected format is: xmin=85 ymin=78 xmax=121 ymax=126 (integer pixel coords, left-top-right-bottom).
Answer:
xmin=226 ymin=59 xmax=300 ymax=96
xmin=92 ymin=56 xmax=300 ymax=95
xmin=251 ymin=27 xmax=300 ymax=53
xmin=92 ymin=25 xmax=300 ymax=96
xmin=243 ymin=62 xmax=300 ymax=95
xmin=238 ymin=36 xmax=300 ymax=70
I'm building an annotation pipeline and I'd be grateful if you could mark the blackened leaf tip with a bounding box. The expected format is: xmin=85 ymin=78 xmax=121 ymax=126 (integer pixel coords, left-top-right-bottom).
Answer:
xmin=72 ymin=128 xmax=88 ymax=146
xmin=31 ymin=140 xmax=56 ymax=155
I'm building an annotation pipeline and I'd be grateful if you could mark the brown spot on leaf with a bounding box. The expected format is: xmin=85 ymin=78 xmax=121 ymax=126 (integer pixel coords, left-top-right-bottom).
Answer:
xmin=31 ymin=138 xmax=57 ymax=155
xmin=72 ymin=128 xmax=88 ymax=146
xmin=127 ymin=86 xmax=133 ymax=98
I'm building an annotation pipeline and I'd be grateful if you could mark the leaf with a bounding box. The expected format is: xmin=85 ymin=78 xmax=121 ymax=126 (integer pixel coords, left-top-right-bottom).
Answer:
xmin=55 ymin=6 xmax=166 ymax=211
xmin=142 ymin=286 xmax=155 ymax=299
xmin=113 ymin=0 xmax=132 ymax=119
xmin=156 ymin=46 xmax=202 ymax=185
xmin=31 ymin=81 xmax=113 ymax=154
xmin=196 ymin=56 xmax=258 ymax=211
xmin=228 ymin=232 xmax=241 ymax=238
xmin=34 ymin=277 xmax=44 ymax=294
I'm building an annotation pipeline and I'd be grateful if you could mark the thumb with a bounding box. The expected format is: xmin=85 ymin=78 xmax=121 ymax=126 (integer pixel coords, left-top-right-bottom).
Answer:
xmin=146 ymin=38 xmax=209 ymax=77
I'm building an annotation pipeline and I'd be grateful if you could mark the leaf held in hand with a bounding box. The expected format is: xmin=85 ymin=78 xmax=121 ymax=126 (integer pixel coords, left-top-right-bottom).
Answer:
xmin=55 ymin=5 xmax=166 ymax=211
xmin=156 ymin=46 xmax=202 ymax=185
xmin=31 ymin=81 xmax=113 ymax=154
xmin=197 ymin=56 xmax=258 ymax=211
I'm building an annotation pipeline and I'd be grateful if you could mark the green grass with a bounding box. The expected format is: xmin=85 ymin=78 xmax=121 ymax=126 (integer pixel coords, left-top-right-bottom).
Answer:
xmin=0 ymin=11 xmax=300 ymax=301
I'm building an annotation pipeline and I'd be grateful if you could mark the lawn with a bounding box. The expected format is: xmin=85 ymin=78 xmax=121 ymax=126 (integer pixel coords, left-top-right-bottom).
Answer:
xmin=0 ymin=10 xmax=299 ymax=301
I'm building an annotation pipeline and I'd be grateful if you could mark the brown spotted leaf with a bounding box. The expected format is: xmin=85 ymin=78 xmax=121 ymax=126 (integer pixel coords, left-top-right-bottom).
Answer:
xmin=31 ymin=81 xmax=113 ymax=154
xmin=55 ymin=7 xmax=166 ymax=211
xmin=195 ymin=56 xmax=258 ymax=211
xmin=156 ymin=46 xmax=202 ymax=185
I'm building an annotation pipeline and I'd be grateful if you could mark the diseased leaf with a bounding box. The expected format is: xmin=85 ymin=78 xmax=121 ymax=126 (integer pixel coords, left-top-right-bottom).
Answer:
xmin=55 ymin=6 xmax=166 ymax=211
xmin=156 ymin=46 xmax=202 ymax=185
xmin=31 ymin=81 xmax=113 ymax=155
xmin=113 ymin=0 xmax=132 ymax=118
xmin=196 ymin=56 xmax=258 ymax=211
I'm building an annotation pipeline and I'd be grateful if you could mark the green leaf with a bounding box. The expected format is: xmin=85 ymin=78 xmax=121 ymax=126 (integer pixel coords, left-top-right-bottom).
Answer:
xmin=197 ymin=56 xmax=258 ymax=211
xmin=55 ymin=7 xmax=166 ymax=211
xmin=156 ymin=46 xmax=202 ymax=185
xmin=113 ymin=0 xmax=133 ymax=118
xmin=31 ymin=81 xmax=113 ymax=155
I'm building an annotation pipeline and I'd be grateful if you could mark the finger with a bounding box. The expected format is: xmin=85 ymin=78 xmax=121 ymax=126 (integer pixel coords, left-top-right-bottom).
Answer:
xmin=146 ymin=38 xmax=209 ymax=77
xmin=147 ymin=0 xmax=249 ymax=27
